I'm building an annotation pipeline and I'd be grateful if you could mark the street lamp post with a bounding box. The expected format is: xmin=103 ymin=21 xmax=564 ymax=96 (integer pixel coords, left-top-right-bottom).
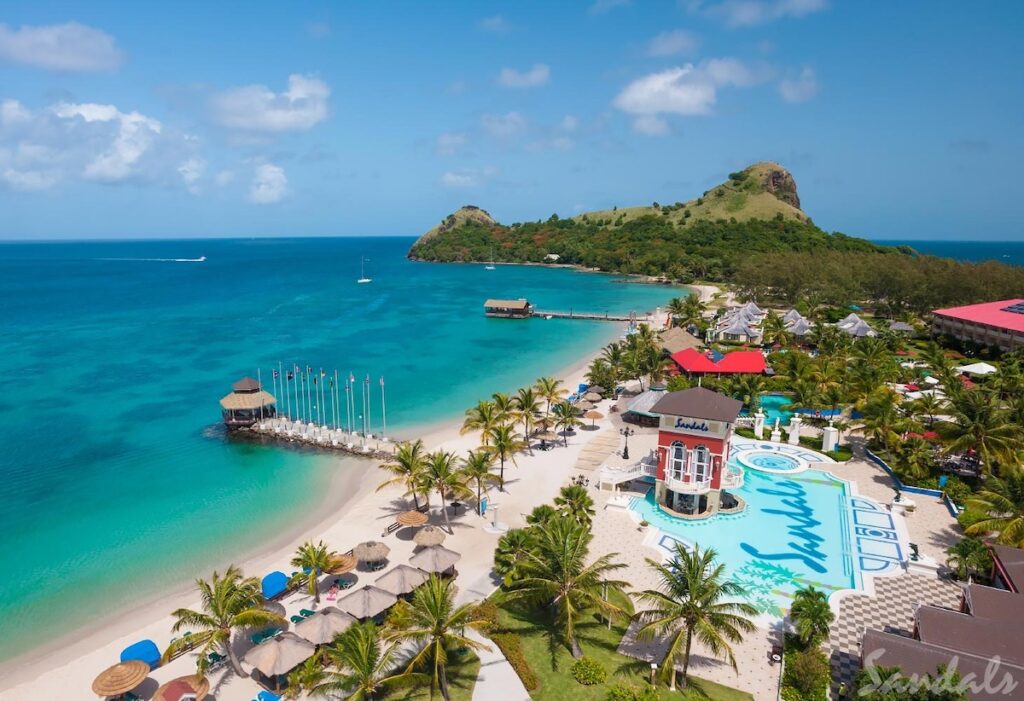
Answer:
xmin=620 ymin=427 xmax=635 ymax=460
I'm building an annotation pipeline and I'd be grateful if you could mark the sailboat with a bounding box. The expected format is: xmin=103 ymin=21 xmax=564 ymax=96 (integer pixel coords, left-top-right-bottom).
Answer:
xmin=484 ymin=247 xmax=496 ymax=270
xmin=357 ymin=256 xmax=372 ymax=284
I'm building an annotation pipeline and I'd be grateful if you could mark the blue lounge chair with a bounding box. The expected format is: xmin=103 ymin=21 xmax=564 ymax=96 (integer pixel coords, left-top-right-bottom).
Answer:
xmin=120 ymin=639 xmax=161 ymax=670
xmin=257 ymin=691 xmax=281 ymax=701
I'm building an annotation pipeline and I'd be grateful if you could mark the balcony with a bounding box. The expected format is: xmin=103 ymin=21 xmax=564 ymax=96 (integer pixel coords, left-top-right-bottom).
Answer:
xmin=665 ymin=474 xmax=712 ymax=495
xmin=721 ymin=468 xmax=744 ymax=490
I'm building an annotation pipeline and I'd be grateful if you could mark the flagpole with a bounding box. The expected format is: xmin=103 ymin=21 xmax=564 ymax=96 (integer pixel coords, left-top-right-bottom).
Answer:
xmin=359 ymin=376 xmax=366 ymax=446
xmin=294 ymin=365 xmax=301 ymax=423
xmin=306 ymin=366 xmax=313 ymax=425
xmin=321 ymin=370 xmax=327 ymax=427
xmin=364 ymin=375 xmax=372 ymax=437
xmin=280 ymin=361 xmax=287 ymax=419
xmin=333 ymin=370 xmax=340 ymax=430
xmin=257 ymin=368 xmax=264 ymax=423
xmin=380 ymin=376 xmax=387 ymax=440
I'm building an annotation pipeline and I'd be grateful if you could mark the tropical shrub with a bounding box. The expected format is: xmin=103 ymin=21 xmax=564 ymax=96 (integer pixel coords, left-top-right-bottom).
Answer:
xmin=605 ymin=682 xmax=658 ymax=701
xmin=473 ymin=599 xmax=501 ymax=631
xmin=490 ymin=632 xmax=539 ymax=691
xmin=782 ymin=647 xmax=830 ymax=700
xmin=570 ymin=656 xmax=607 ymax=685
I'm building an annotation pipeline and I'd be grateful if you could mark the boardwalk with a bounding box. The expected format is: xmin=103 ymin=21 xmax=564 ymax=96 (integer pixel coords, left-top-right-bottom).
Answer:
xmin=532 ymin=309 xmax=648 ymax=321
xmin=242 ymin=417 xmax=394 ymax=460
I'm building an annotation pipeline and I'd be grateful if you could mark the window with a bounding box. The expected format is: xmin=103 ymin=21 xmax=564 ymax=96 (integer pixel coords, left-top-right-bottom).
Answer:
xmin=693 ymin=445 xmax=711 ymax=482
xmin=669 ymin=442 xmax=686 ymax=481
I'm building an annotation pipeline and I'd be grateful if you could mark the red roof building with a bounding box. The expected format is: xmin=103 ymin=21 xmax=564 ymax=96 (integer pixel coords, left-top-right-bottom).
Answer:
xmin=932 ymin=299 xmax=1024 ymax=351
xmin=670 ymin=348 xmax=767 ymax=376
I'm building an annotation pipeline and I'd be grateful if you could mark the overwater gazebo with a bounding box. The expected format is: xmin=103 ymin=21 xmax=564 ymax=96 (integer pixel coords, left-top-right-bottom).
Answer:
xmin=220 ymin=376 xmax=276 ymax=429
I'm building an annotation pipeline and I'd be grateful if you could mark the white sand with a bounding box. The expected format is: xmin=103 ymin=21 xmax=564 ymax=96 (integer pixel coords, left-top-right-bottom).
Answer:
xmin=0 ymin=319 xmax=656 ymax=701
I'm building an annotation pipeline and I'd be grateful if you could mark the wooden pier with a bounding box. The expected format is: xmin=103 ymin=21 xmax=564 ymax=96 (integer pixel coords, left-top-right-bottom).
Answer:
xmin=239 ymin=417 xmax=395 ymax=460
xmin=532 ymin=309 xmax=649 ymax=322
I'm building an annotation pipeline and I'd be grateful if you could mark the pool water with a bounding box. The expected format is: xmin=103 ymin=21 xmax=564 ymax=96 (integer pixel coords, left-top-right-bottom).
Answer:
xmin=738 ymin=451 xmax=803 ymax=473
xmin=740 ymin=393 xmax=793 ymax=426
xmin=631 ymin=465 xmax=857 ymax=617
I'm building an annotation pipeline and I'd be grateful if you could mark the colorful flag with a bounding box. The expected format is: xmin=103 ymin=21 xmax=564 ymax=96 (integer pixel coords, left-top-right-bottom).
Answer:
xmin=287 ymin=371 xmax=294 ymax=381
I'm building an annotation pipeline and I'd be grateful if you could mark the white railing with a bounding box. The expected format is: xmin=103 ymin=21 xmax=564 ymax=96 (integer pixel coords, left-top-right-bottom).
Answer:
xmin=734 ymin=416 xmax=755 ymax=427
xmin=721 ymin=468 xmax=744 ymax=489
xmin=665 ymin=474 xmax=712 ymax=495
xmin=598 ymin=453 xmax=657 ymax=488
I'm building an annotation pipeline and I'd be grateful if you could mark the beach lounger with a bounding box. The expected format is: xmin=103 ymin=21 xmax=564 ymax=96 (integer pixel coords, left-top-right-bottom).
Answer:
xmin=290 ymin=614 xmax=304 ymax=624
xmin=299 ymin=608 xmax=316 ymax=618
xmin=257 ymin=692 xmax=281 ymax=701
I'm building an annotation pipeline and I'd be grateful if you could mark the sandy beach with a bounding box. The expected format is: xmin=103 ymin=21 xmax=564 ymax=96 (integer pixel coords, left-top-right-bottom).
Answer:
xmin=0 ymin=311 xmax=667 ymax=700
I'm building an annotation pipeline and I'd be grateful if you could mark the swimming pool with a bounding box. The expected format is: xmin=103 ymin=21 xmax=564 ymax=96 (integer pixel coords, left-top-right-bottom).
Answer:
xmin=734 ymin=450 xmax=805 ymax=474
xmin=629 ymin=441 xmax=904 ymax=618
xmin=741 ymin=393 xmax=793 ymax=426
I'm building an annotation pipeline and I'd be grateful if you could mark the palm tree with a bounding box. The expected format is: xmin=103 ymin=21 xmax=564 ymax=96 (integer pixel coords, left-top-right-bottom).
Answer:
xmin=164 ymin=566 xmax=286 ymax=675
xmin=291 ymin=540 xmax=336 ymax=604
xmin=285 ymin=654 xmax=326 ymax=699
xmin=681 ymin=294 xmax=706 ymax=329
xmin=730 ymin=374 xmax=766 ymax=411
xmin=632 ymin=544 xmax=756 ymax=691
xmin=965 ymin=475 xmax=1024 ymax=547
xmin=893 ymin=436 xmax=933 ymax=480
xmin=486 ymin=424 xmax=527 ymax=491
xmin=534 ymin=376 xmax=567 ymax=420
xmin=314 ymin=621 xmax=420 ymax=701
xmin=526 ymin=503 xmax=558 ymax=525
xmin=494 ymin=528 xmax=536 ymax=583
xmin=491 ymin=392 xmax=517 ymax=425
xmin=789 ymin=379 xmax=821 ymax=411
xmin=945 ymin=537 xmax=993 ymax=581
xmin=861 ymin=389 xmax=905 ymax=449
xmin=514 ymin=387 xmax=542 ymax=453
xmin=944 ymin=390 xmax=1020 ymax=475
xmin=789 ymin=586 xmax=834 ymax=646
xmin=601 ymin=342 xmax=626 ymax=381
xmin=761 ymin=310 xmax=793 ymax=347
xmin=385 ymin=575 xmax=490 ymax=701
xmin=377 ymin=439 xmax=428 ymax=509
xmin=553 ymin=484 xmax=595 ymax=526
xmin=551 ymin=400 xmax=584 ymax=446
xmin=912 ymin=393 xmax=945 ymax=428
xmin=460 ymin=449 xmax=498 ymax=515
xmin=666 ymin=297 xmax=688 ymax=327
xmin=422 ymin=451 xmax=473 ymax=534
xmin=585 ymin=358 xmax=616 ymax=394
xmin=504 ymin=516 xmax=630 ymax=658
xmin=461 ymin=400 xmax=501 ymax=446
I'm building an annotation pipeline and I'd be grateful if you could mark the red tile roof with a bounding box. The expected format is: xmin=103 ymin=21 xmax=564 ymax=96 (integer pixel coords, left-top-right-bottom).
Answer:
xmin=670 ymin=348 xmax=767 ymax=375
xmin=933 ymin=299 xmax=1024 ymax=333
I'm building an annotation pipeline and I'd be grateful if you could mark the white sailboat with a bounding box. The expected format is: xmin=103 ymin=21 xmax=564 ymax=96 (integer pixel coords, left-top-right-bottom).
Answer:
xmin=357 ymin=256 xmax=372 ymax=284
xmin=484 ymin=247 xmax=496 ymax=270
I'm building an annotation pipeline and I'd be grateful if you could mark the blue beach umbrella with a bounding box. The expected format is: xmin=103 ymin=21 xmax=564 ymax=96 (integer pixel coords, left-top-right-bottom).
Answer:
xmin=120 ymin=639 xmax=161 ymax=669
xmin=261 ymin=571 xmax=289 ymax=600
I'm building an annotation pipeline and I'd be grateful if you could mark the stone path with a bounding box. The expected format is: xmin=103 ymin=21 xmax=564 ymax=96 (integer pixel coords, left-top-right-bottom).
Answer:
xmin=469 ymin=628 xmax=531 ymax=701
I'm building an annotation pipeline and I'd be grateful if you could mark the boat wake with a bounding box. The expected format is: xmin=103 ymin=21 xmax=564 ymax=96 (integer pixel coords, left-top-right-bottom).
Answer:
xmin=95 ymin=256 xmax=207 ymax=263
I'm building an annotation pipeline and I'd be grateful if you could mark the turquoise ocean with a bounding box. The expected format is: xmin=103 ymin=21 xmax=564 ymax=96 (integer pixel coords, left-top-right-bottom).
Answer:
xmin=0 ymin=236 xmax=676 ymax=662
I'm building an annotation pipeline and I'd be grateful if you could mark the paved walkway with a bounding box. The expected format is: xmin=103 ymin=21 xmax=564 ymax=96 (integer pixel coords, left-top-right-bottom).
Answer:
xmin=469 ymin=629 xmax=531 ymax=701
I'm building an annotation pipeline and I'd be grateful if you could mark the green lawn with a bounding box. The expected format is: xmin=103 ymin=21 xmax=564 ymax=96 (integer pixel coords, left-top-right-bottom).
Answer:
xmin=495 ymin=603 xmax=752 ymax=701
xmin=384 ymin=651 xmax=481 ymax=701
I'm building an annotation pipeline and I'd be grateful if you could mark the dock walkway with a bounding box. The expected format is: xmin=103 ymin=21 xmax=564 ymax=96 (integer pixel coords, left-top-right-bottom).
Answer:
xmin=532 ymin=309 xmax=651 ymax=322
xmin=241 ymin=417 xmax=394 ymax=460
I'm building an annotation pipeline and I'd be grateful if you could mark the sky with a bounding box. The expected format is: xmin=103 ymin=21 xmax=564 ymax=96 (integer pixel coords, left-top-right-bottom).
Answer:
xmin=0 ymin=1 xmax=1022 ymax=241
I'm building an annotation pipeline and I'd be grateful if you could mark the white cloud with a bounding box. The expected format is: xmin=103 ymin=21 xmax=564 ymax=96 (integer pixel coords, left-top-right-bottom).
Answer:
xmin=248 ymin=164 xmax=287 ymax=204
xmin=561 ymin=115 xmax=579 ymax=132
xmin=498 ymin=64 xmax=550 ymax=89
xmin=0 ymin=22 xmax=122 ymax=71
xmin=214 ymin=169 xmax=235 ymax=187
xmin=478 ymin=15 xmax=509 ymax=32
xmin=589 ymin=0 xmax=631 ymax=14
xmin=212 ymin=74 xmax=329 ymax=132
xmin=613 ymin=59 xmax=771 ymax=124
xmin=178 ymin=157 xmax=205 ymax=194
xmin=440 ymin=166 xmax=496 ymax=188
xmin=693 ymin=0 xmax=827 ymax=28
xmin=646 ymin=30 xmax=700 ymax=57
xmin=778 ymin=66 xmax=819 ymax=103
xmin=52 ymin=102 xmax=163 ymax=181
xmin=481 ymin=111 xmax=526 ymax=138
xmin=436 ymin=132 xmax=468 ymax=156
xmin=632 ymin=115 xmax=670 ymax=136
xmin=0 ymin=99 xmax=31 ymax=125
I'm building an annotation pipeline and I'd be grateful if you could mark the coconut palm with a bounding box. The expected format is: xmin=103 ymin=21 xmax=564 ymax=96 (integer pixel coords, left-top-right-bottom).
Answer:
xmin=730 ymin=374 xmax=766 ymax=411
xmin=554 ymin=484 xmax=596 ymax=526
xmin=460 ymin=449 xmax=498 ymax=515
xmin=377 ymin=439 xmax=428 ymax=509
xmin=893 ymin=436 xmax=933 ymax=480
xmin=164 ymin=566 xmax=287 ymax=675
xmin=913 ymin=393 xmax=945 ymax=427
xmin=534 ymin=376 xmax=567 ymax=419
xmin=861 ymin=389 xmax=906 ymax=449
xmin=422 ymin=451 xmax=473 ymax=534
xmin=789 ymin=586 xmax=834 ymax=646
xmin=313 ymin=621 xmax=420 ymax=701
xmin=601 ymin=342 xmax=626 ymax=381
xmin=285 ymin=654 xmax=326 ymax=699
xmin=762 ymin=310 xmax=793 ymax=347
xmin=490 ymin=392 xmax=517 ymax=425
xmin=486 ymin=424 xmax=527 ymax=491
xmin=681 ymin=294 xmax=706 ymax=328
xmin=461 ymin=400 xmax=501 ymax=446
xmin=789 ymin=379 xmax=821 ymax=411
xmin=504 ymin=516 xmax=630 ymax=658
xmin=526 ymin=503 xmax=559 ymax=526
xmin=965 ymin=475 xmax=1024 ymax=547
xmin=494 ymin=528 xmax=536 ymax=583
xmin=944 ymin=537 xmax=993 ymax=581
xmin=385 ymin=575 xmax=491 ymax=701
xmin=666 ymin=297 xmax=688 ymax=327
xmin=585 ymin=358 xmax=617 ymax=395
xmin=291 ymin=540 xmax=336 ymax=604
xmin=632 ymin=544 xmax=756 ymax=691
xmin=551 ymin=400 xmax=584 ymax=446
xmin=943 ymin=390 xmax=1020 ymax=475
xmin=514 ymin=387 xmax=542 ymax=453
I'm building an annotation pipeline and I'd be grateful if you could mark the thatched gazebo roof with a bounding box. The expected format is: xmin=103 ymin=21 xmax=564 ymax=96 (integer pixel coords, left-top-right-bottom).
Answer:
xmin=413 ymin=525 xmax=446 ymax=547
xmin=328 ymin=554 xmax=358 ymax=575
xmin=153 ymin=675 xmax=209 ymax=701
xmin=396 ymin=510 xmax=428 ymax=527
xmin=375 ymin=565 xmax=429 ymax=596
xmin=354 ymin=541 xmax=390 ymax=563
xmin=219 ymin=389 xmax=276 ymax=411
xmin=92 ymin=660 xmax=149 ymax=697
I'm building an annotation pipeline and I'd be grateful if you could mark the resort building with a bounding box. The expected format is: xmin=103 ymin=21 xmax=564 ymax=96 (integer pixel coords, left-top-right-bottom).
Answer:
xmin=220 ymin=377 xmax=276 ymax=429
xmin=659 ymin=326 xmax=701 ymax=355
xmin=932 ymin=299 xmax=1024 ymax=350
xmin=483 ymin=298 xmax=532 ymax=318
xmin=859 ymin=545 xmax=1024 ymax=700
xmin=670 ymin=348 xmax=767 ymax=376
xmin=649 ymin=387 xmax=744 ymax=518
xmin=783 ymin=308 xmax=812 ymax=338
xmin=836 ymin=312 xmax=878 ymax=337
xmin=710 ymin=302 xmax=765 ymax=344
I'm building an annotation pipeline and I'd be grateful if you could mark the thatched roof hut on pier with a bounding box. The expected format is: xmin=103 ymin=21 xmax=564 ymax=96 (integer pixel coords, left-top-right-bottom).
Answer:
xmin=220 ymin=376 xmax=276 ymax=429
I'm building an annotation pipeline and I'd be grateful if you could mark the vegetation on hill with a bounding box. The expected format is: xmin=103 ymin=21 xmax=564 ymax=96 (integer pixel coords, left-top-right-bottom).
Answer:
xmin=409 ymin=162 xmax=1024 ymax=312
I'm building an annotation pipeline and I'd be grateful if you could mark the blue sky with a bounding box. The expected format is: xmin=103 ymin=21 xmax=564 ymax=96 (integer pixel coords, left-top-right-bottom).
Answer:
xmin=0 ymin=1 xmax=1021 ymax=241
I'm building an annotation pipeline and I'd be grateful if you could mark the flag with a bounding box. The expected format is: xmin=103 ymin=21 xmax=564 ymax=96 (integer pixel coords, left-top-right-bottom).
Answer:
xmin=273 ymin=369 xmax=279 ymax=379
xmin=379 ymin=376 xmax=385 ymax=387
xmin=287 ymin=371 xmax=294 ymax=381
xmin=313 ymin=376 xmax=318 ymax=385
xmin=307 ymin=365 xmax=313 ymax=374
xmin=321 ymin=369 xmax=327 ymax=377
xmin=349 ymin=373 xmax=355 ymax=383
xmin=365 ymin=374 xmax=370 ymax=384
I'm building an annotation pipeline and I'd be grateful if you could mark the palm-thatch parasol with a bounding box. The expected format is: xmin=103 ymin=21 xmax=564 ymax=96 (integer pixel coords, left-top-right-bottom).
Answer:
xmin=396 ymin=510 xmax=428 ymax=527
xmin=354 ymin=541 xmax=390 ymax=563
xmin=584 ymin=409 xmax=604 ymax=428
xmin=575 ymin=400 xmax=595 ymax=411
xmin=242 ymin=632 xmax=315 ymax=677
xmin=337 ymin=585 xmax=398 ymax=620
xmin=375 ymin=564 xmax=429 ymax=596
xmin=588 ymin=385 xmax=606 ymax=395
xmin=153 ymin=675 xmax=209 ymax=701
xmin=535 ymin=430 xmax=559 ymax=448
xmin=583 ymin=391 xmax=603 ymax=402
xmin=92 ymin=660 xmax=149 ymax=698
xmin=294 ymin=606 xmax=357 ymax=645
xmin=413 ymin=525 xmax=446 ymax=547
xmin=328 ymin=553 xmax=357 ymax=575
xmin=409 ymin=545 xmax=461 ymax=574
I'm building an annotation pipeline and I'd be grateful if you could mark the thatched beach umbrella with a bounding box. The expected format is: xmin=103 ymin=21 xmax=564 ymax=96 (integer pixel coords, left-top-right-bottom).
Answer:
xmin=153 ymin=675 xmax=209 ymax=701
xmin=242 ymin=632 xmax=315 ymax=678
xmin=588 ymin=385 xmax=606 ymax=395
xmin=294 ymin=606 xmax=357 ymax=645
xmin=583 ymin=391 xmax=603 ymax=402
xmin=409 ymin=545 xmax=461 ymax=574
xmin=585 ymin=410 xmax=604 ymax=428
xmin=396 ymin=510 xmax=428 ymax=527
xmin=92 ymin=660 xmax=149 ymax=698
xmin=375 ymin=564 xmax=429 ymax=596
xmin=354 ymin=541 xmax=390 ymax=564
xmin=575 ymin=400 xmax=595 ymax=411
xmin=338 ymin=585 xmax=398 ymax=620
xmin=413 ymin=525 xmax=446 ymax=547
xmin=328 ymin=553 xmax=357 ymax=575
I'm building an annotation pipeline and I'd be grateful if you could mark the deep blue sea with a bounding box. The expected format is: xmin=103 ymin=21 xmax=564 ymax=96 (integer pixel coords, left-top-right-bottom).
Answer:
xmin=877 ymin=239 xmax=1024 ymax=266
xmin=0 ymin=237 xmax=677 ymax=661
